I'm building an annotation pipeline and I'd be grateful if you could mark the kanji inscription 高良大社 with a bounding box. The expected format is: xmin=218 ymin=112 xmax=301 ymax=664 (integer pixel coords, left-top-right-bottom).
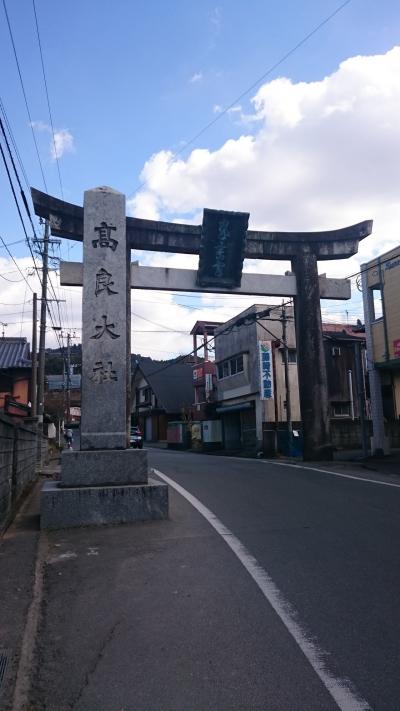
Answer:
xmin=92 ymin=221 xmax=118 ymax=251
xmin=90 ymin=315 xmax=120 ymax=340
xmin=95 ymin=267 xmax=118 ymax=296
xmin=90 ymin=360 xmax=118 ymax=383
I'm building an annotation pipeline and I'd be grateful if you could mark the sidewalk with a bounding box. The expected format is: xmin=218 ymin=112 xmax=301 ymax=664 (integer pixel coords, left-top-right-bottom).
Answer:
xmin=0 ymin=482 xmax=42 ymax=711
xmin=0 ymin=467 xmax=337 ymax=711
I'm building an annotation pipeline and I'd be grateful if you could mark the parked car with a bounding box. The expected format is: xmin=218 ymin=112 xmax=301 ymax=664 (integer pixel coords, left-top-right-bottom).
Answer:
xmin=130 ymin=426 xmax=143 ymax=449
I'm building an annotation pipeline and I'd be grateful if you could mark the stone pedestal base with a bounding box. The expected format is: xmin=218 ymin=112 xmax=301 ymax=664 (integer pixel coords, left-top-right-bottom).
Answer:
xmin=60 ymin=448 xmax=148 ymax=487
xmin=41 ymin=478 xmax=168 ymax=530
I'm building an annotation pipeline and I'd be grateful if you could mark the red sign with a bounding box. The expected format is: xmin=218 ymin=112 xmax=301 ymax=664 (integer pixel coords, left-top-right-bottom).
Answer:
xmin=394 ymin=339 xmax=400 ymax=358
xmin=193 ymin=366 xmax=204 ymax=381
xmin=4 ymin=396 xmax=30 ymax=417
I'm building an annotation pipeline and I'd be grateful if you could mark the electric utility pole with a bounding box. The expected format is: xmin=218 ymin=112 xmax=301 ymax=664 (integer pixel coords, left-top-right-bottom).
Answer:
xmin=37 ymin=220 xmax=50 ymax=426
xmin=36 ymin=221 xmax=63 ymax=429
xmin=354 ymin=340 xmax=369 ymax=458
xmin=31 ymin=292 xmax=38 ymax=417
xmin=66 ymin=331 xmax=71 ymax=423
xmin=281 ymin=305 xmax=293 ymax=439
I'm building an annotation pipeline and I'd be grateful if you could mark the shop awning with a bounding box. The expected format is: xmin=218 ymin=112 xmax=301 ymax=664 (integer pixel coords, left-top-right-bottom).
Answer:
xmin=216 ymin=401 xmax=254 ymax=414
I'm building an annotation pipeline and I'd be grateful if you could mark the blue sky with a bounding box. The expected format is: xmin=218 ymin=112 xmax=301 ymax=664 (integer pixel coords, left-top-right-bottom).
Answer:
xmin=1 ymin=0 xmax=400 ymax=355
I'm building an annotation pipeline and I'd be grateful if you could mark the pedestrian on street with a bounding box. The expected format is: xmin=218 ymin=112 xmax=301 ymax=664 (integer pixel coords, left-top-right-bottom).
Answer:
xmin=64 ymin=427 xmax=73 ymax=449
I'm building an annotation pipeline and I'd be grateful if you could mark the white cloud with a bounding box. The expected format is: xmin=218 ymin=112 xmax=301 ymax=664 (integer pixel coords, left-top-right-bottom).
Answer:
xmin=189 ymin=72 xmax=203 ymax=84
xmin=209 ymin=6 xmax=221 ymax=32
xmin=129 ymin=46 xmax=400 ymax=283
xmin=227 ymin=105 xmax=242 ymax=114
xmin=30 ymin=121 xmax=75 ymax=159
xmin=51 ymin=129 xmax=75 ymax=159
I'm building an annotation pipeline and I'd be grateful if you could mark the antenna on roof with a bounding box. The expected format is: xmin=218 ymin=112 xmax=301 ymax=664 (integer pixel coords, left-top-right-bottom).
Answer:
xmin=0 ymin=322 xmax=8 ymax=338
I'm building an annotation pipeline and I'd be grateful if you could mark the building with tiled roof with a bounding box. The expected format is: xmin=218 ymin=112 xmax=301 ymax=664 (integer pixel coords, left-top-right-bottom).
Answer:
xmin=131 ymin=355 xmax=195 ymax=442
xmin=0 ymin=338 xmax=32 ymax=417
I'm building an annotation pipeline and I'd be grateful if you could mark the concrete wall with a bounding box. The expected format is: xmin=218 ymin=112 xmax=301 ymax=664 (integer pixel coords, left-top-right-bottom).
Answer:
xmin=0 ymin=414 xmax=41 ymax=532
xmin=330 ymin=419 xmax=400 ymax=449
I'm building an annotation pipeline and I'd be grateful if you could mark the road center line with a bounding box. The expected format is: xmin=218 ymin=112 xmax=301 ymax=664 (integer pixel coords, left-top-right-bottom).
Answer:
xmin=261 ymin=460 xmax=400 ymax=488
xmin=153 ymin=467 xmax=371 ymax=711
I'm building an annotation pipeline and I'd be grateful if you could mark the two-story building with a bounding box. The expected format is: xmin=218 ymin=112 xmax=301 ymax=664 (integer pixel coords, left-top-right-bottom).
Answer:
xmin=362 ymin=245 xmax=400 ymax=452
xmin=215 ymin=305 xmax=368 ymax=454
xmin=214 ymin=305 xmax=299 ymax=453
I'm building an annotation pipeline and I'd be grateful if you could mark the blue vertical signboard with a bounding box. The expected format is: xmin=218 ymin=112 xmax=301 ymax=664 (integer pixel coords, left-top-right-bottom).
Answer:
xmin=259 ymin=341 xmax=274 ymax=400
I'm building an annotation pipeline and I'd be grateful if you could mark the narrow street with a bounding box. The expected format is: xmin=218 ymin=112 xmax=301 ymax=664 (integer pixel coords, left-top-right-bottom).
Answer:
xmin=27 ymin=449 xmax=400 ymax=711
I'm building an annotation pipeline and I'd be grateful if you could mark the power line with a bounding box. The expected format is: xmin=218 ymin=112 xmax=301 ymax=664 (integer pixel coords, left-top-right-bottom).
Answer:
xmin=0 ymin=115 xmax=38 ymax=238
xmin=130 ymin=0 xmax=352 ymax=198
xmin=139 ymin=300 xmax=294 ymax=378
xmin=0 ymin=141 xmax=30 ymax=242
xmin=1 ymin=114 xmax=69 ymax=354
xmin=0 ymin=273 xmax=26 ymax=283
xmin=32 ymin=0 xmax=64 ymax=199
xmin=0 ymin=95 xmax=69 ymax=369
xmin=0 ymin=96 xmax=31 ymax=190
xmin=344 ymin=251 xmax=400 ymax=281
xmin=0 ymin=238 xmax=25 ymax=247
xmin=0 ymin=301 xmax=32 ymax=306
xmin=2 ymin=0 xmax=48 ymax=191
xmin=0 ymin=234 xmax=34 ymax=292
xmin=132 ymin=310 xmax=196 ymax=332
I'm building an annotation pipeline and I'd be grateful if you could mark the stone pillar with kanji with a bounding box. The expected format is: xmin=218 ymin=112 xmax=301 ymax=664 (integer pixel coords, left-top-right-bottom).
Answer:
xmin=81 ymin=187 xmax=130 ymax=450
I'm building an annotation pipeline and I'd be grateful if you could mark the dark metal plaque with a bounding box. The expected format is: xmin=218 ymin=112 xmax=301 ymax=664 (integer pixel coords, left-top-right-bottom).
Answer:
xmin=197 ymin=208 xmax=249 ymax=288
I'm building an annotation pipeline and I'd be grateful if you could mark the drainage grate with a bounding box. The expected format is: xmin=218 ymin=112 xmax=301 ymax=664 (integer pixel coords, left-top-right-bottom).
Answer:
xmin=0 ymin=653 xmax=8 ymax=688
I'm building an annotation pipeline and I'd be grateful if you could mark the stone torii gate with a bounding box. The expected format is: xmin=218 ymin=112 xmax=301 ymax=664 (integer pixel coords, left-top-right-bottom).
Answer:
xmin=32 ymin=188 xmax=372 ymax=464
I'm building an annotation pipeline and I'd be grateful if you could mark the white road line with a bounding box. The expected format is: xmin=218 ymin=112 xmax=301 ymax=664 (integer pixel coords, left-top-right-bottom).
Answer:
xmin=153 ymin=467 xmax=371 ymax=711
xmin=262 ymin=460 xmax=400 ymax=488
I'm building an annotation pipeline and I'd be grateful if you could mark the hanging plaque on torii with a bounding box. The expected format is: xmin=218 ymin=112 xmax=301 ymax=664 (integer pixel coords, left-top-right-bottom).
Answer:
xmin=31 ymin=187 xmax=372 ymax=461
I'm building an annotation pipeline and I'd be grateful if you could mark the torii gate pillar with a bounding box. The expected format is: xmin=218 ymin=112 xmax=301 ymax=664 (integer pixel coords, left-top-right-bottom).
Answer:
xmin=292 ymin=252 xmax=331 ymax=459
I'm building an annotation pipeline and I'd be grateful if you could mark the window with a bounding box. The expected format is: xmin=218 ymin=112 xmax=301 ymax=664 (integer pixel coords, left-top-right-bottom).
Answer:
xmin=230 ymin=354 xmax=243 ymax=375
xmin=280 ymin=349 xmax=297 ymax=363
xmin=370 ymin=286 xmax=383 ymax=320
xmin=332 ymin=402 xmax=351 ymax=417
xmin=217 ymin=354 xmax=244 ymax=379
xmin=140 ymin=387 xmax=152 ymax=404
xmin=331 ymin=346 xmax=341 ymax=357
xmin=195 ymin=386 xmax=206 ymax=404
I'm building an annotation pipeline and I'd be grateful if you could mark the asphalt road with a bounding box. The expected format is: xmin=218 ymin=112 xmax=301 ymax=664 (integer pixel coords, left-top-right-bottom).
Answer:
xmin=30 ymin=450 xmax=400 ymax=711
xmin=148 ymin=449 xmax=400 ymax=711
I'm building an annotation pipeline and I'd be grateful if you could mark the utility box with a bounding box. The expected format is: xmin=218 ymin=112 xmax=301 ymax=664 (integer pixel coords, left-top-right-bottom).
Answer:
xmin=167 ymin=421 xmax=190 ymax=449
xmin=202 ymin=420 xmax=222 ymax=443
xmin=202 ymin=420 xmax=222 ymax=450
